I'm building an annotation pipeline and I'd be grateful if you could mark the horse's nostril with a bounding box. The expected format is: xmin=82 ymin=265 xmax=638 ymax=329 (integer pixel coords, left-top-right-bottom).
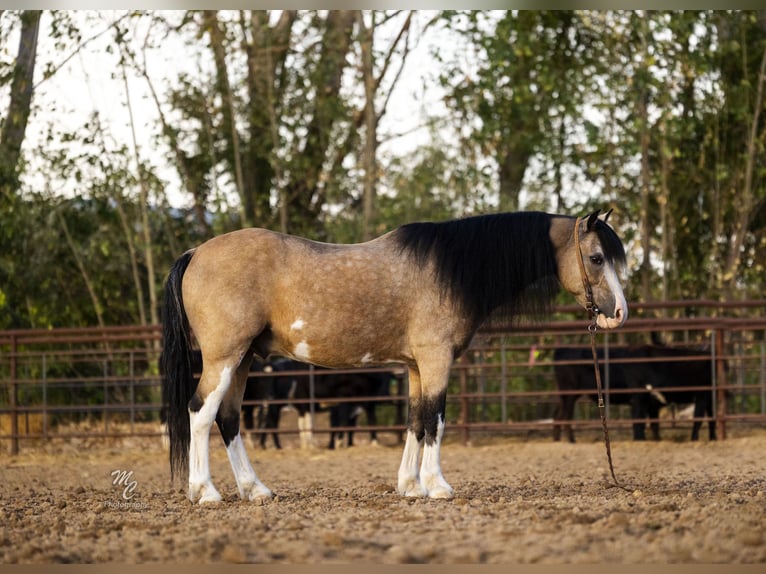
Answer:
xmin=615 ymin=308 xmax=623 ymax=321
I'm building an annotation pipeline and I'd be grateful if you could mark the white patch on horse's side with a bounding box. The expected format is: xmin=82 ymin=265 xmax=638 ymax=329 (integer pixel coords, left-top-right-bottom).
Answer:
xmin=225 ymin=433 xmax=273 ymax=501
xmin=294 ymin=340 xmax=311 ymax=361
xmin=188 ymin=365 xmax=234 ymax=504
xmin=397 ymin=430 xmax=425 ymax=497
xmin=361 ymin=352 xmax=374 ymax=364
xmin=290 ymin=318 xmax=305 ymax=331
xmin=419 ymin=415 xmax=454 ymax=499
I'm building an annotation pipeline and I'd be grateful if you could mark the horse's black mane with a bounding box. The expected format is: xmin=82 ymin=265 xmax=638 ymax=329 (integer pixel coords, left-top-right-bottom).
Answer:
xmin=393 ymin=211 xmax=625 ymax=327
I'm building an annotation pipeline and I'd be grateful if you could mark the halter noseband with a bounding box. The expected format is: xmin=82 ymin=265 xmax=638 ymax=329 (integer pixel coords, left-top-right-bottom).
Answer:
xmin=573 ymin=215 xmax=599 ymax=321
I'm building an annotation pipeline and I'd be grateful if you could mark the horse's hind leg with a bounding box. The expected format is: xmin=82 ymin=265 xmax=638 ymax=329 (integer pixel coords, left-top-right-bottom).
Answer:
xmin=364 ymin=403 xmax=377 ymax=446
xmin=552 ymin=401 xmax=563 ymax=441
xmin=187 ymin=358 xmax=235 ymax=504
xmin=555 ymin=395 xmax=577 ymax=443
xmin=216 ymin=358 xmax=273 ymax=502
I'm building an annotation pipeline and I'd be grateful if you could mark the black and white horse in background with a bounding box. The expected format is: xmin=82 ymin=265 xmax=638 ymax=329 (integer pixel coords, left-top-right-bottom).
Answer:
xmin=553 ymin=342 xmax=718 ymax=442
xmin=552 ymin=346 xmax=663 ymax=442
xmin=162 ymin=210 xmax=627 ymax=503
xmin=639 ymin=343 xmax=719 ymax=441
xmin=242 ymin=357 xmax=396 ymax=450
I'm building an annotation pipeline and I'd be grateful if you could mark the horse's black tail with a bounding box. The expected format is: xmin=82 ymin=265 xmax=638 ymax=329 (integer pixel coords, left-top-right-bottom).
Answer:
xmin=161 ymin=249 xmax=196 ymax=481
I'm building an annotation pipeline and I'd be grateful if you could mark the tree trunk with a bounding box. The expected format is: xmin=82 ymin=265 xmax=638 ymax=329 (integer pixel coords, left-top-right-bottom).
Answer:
xmin=245 ymin=11 xmax=296 ymax=229
xmin=122 ymin=64 xmax=159 ymax=333
xmin=114 ymin=199 xmax=147 ymax=327
xmin=203 ymin=10 xmax=250 ymax=228
xmin=721 ymin=42 xmax=766 ymax=299
xmin=638 ymin=88 xmax=652 ymax=305
xmin=0 ymin=10 xmax=41 ymax=198
xmin=497 ymin=147 xmax=530 ymax=213
xmin=658 ymin=116 xmax=673 ymax=308
xmin=57 ymin=210 xmax=106 ymax=329
xmin=283 ymin=10 xmax=356 ymax=235
xmin=358 ymin=11 xmax=377 ymax=241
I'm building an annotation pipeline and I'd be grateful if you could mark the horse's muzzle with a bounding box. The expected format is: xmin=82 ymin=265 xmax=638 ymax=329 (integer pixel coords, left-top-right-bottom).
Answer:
xmin=596 ymin=304 xmax=627 ymax=330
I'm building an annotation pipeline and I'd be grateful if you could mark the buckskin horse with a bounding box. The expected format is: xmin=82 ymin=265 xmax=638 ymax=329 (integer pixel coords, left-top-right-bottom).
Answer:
xmin=161 ymin=210 xmax=628 ymax=503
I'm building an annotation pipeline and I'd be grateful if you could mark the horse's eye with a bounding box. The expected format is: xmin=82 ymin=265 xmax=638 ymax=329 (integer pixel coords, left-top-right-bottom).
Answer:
xmin=590 ymin=255 xmax=604 ymax=266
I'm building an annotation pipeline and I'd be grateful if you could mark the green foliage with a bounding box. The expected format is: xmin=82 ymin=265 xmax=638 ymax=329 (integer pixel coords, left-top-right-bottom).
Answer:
xmin=1 ymin=10 xmax=766 ymax=332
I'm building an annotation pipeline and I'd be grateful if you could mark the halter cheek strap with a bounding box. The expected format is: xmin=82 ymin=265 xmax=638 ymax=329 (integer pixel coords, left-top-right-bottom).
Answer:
xmin=573 ymin=216 xmax=599 ymax=320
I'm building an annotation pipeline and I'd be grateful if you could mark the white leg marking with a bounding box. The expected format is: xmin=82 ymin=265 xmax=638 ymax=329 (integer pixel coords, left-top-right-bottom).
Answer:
xmin=419 ymin=415 xmax=454 ymax=499
xmin=188 ymin=365 xmax=233 ymax=504
xmin=397 ymin=430 xmax=426 ymax=497
xmin=225 ymin=434 xmax=273 ymax=501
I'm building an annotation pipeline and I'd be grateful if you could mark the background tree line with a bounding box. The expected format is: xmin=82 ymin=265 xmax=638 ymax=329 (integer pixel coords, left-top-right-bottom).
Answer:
xmin=1 ymin=10 xmax=765 ymax=330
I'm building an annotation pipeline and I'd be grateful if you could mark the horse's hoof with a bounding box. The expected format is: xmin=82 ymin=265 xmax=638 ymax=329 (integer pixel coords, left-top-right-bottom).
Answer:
xmin=422 ymin=475 xmax=454 ymax=499
xmin=189 ymin=482 xmax=222 ymax=504
xmin=397 ymin=478 xmax=426 ymax=498
xmin=198 ymin=493 xmax=223 ymax=504
xmin=241 ymin=483 xmax=274 ymax=502
xmin=427 ymin=485 xmax=454 ymax=499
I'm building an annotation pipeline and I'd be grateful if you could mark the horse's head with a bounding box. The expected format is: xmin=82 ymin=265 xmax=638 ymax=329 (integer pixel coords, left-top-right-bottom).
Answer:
xmin=556 ymin=210 xmax=628 ymax=330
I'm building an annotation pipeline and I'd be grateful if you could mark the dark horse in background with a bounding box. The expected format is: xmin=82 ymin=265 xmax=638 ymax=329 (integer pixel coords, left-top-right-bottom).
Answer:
xmin=553 ymin=342 xmax=718 ymax=442
xmin=242 ymin=357 xmax=396 ymax=450
xmin=162 ymin=210 xmax=627 ymax=503
xmin=161 ymin=351 xmax=391 ymax=450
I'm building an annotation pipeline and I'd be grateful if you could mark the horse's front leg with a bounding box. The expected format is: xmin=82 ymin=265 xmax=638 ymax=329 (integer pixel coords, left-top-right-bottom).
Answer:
xmin=418 ymin=386 xmax=452 ymax=499
xmin=397 ymin=366 xmax=425 ymax=497
xmin=396 ymin=361 xmax=454 ymax=499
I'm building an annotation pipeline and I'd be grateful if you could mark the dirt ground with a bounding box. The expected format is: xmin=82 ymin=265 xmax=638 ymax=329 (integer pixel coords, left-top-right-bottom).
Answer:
xmin=1 ymin=425 xmax=765 ymax=564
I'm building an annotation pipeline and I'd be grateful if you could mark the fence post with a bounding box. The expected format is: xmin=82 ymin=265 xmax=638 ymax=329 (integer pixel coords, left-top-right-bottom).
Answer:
xmin=42 ymin=352 xmax=48 ymax=439
xmin=459 ymin=354 xmax=469 ymax=445
xmin=309 ymin=365 xmax=315 ymax=446
xmin=761 ymin=341 xmax=765 ymax=416
xmin=500 ymin=340 xmax=508 ymax=424
xmin=715 ymin=328 xmax=727 ymax=440
xmin=9 ymin=334 xmax=19 ymax=455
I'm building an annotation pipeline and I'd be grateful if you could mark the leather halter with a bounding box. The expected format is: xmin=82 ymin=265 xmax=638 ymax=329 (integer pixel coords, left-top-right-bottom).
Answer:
xmin=573 ymin=215 xmax=600 ymax=321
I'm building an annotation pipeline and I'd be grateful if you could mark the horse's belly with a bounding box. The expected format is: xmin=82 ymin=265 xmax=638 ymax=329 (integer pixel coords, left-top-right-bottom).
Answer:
xmin=270 ymin=318 xmax=409 ymax=368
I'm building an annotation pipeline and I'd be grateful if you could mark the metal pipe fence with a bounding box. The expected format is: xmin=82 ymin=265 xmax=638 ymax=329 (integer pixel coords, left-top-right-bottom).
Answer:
xmin=1 ymin=301 xmax=765 ymax=453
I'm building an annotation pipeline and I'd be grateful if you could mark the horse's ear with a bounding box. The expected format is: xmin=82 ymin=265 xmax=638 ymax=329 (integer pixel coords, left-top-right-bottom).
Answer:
xmin=598 ymin=209 xmax=613 ymax=224
xmin=585 ymin=210 xmax=601 ymax=231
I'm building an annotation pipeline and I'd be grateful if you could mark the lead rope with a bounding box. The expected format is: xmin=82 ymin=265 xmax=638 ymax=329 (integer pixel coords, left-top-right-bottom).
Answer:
xmin=573 ymin=216 xmax=629 ymax=491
